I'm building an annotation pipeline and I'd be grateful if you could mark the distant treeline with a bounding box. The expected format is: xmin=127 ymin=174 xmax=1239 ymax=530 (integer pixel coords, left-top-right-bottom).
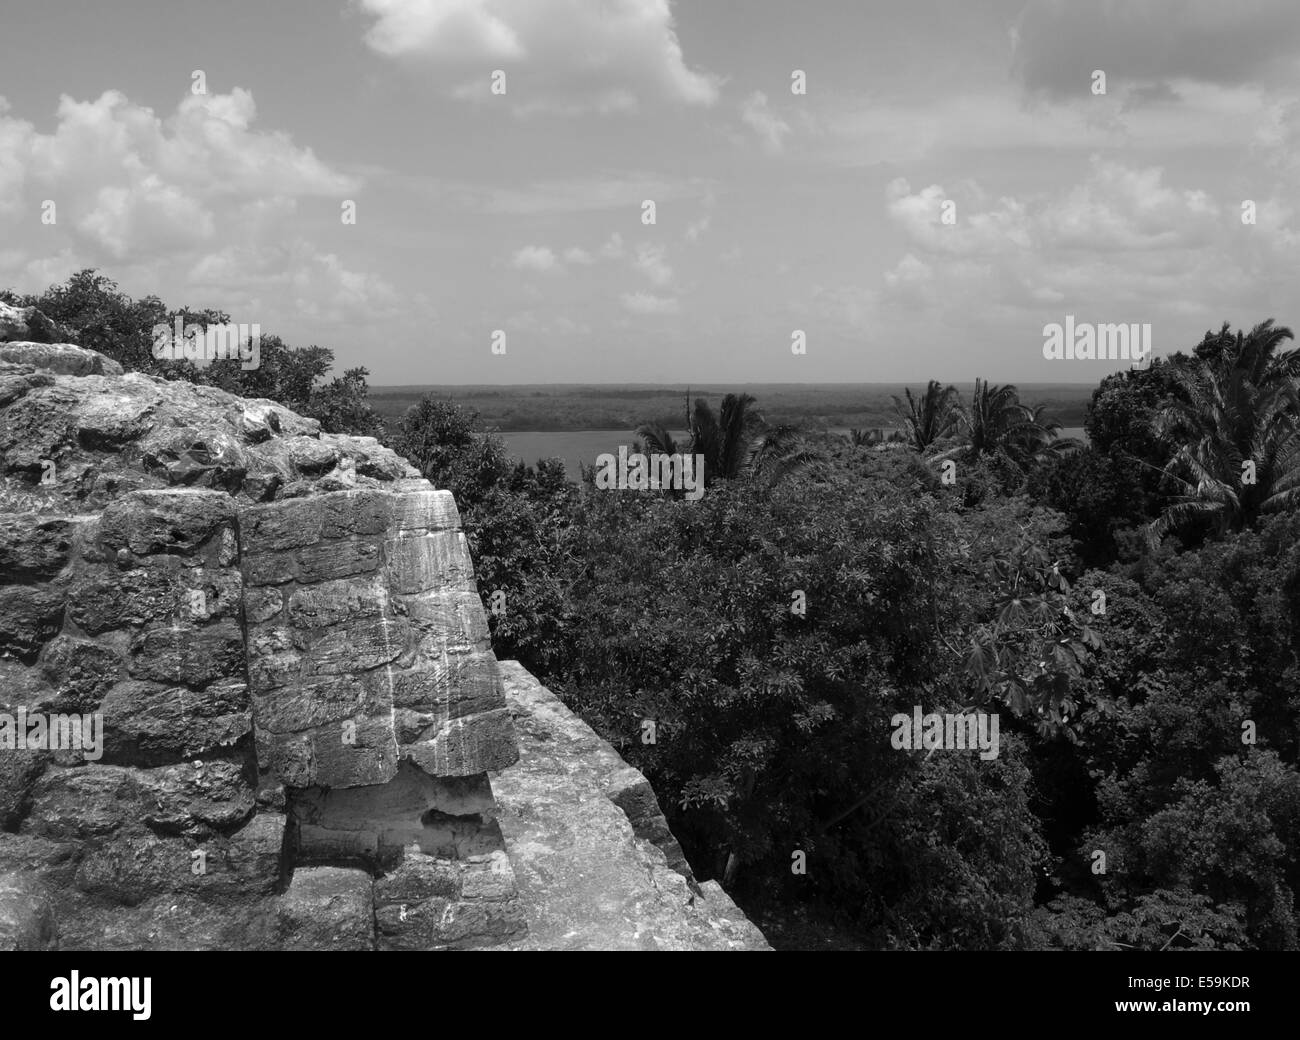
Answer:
xmin=368 ymin=383 xmax=1096 ymax=432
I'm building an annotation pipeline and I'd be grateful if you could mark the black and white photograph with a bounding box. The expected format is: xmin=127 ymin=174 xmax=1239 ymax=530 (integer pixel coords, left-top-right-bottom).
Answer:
xmin=0 ymin=0 xmax=1296 ymax=1015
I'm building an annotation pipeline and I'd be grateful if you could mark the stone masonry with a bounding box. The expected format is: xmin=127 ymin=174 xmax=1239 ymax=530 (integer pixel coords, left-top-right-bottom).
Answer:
xmin=239 ymin=487 xmax=524 ymax=948
xmin=1 ymin=478 xmax=524 ymax=948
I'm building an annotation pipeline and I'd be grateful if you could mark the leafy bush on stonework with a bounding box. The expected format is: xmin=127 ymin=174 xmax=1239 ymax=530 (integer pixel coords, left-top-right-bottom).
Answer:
xmin=12 ymin=270 xmax=384 ymax=437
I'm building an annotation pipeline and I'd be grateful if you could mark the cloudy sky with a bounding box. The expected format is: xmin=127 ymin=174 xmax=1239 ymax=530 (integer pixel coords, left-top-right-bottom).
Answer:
xmin=1 ymin=0 xmax=1298 ymax=384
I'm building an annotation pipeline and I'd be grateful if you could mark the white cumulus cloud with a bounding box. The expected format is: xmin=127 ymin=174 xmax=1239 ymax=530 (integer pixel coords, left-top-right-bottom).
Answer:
xmin=511 ymin=245 xmax=561 ymax=272
xmin=620 ymin=290 xmax=679 ymax=314
xmin=632 ymin=242 xmax=673 ymax=286
xmin=357 ymin=0 xmax=719 ymax=114
xmin=740 ymin=91 xmax=792 ymax=153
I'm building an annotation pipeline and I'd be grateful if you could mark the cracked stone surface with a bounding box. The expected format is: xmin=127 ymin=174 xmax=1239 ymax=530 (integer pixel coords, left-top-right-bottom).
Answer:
xmin=490 ymin=662 xmax=771 ymax=951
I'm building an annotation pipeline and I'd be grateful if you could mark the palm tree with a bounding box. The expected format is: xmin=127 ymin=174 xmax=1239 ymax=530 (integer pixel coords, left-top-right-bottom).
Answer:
xmin=1192 ymin=319 xmax=1300 ymax=383
xmin=939 ymin=380 xmax=1026 ymax=461
xmin=638 ymin=393 xmax=817 ymax=488
xmin=637 ymin=393 xmax=758 ymax=488
xmin=634 ymin=422 xmax=681 ymax=458
xmin=691 ymin=393 xmax=762 ymax=481
xmin=746 ymin=422 xmax=823 ymax=486
xmin=892 ymin=380 xmax=959 ymax=452
xmin=1149 ymin=321 xmax=1300 ymax=542
xmin=1015 ymin=403 xmax=1081 ymax=462
xmin=928 ymin=380 xmax=1072 ymax=470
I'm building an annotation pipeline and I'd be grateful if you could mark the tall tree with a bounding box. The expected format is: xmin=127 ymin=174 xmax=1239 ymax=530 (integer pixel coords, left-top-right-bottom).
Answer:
xmin=1150 ymin=321 xmax=1300 ymax=542
xmin=639 ymin=393 xmax=818 ymax=488
xmin=936 ymin=379 xmax=1061 ymax=468
xmin=893 ymin=380 xmax=959 ymax=452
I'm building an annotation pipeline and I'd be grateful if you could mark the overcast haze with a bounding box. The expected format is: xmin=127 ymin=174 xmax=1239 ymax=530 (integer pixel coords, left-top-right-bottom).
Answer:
xmin=1 ymin=0 xmax=1297 ymax=384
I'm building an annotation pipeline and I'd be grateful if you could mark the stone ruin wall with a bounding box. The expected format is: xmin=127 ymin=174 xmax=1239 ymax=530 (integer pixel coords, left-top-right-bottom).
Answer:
xmin=0 ymin=319 xmax=772 ymax=951
xmin=239 ymin=486 xmax=524 ymax=948
xmin=0 ymin=481 xmax=526 ymax=950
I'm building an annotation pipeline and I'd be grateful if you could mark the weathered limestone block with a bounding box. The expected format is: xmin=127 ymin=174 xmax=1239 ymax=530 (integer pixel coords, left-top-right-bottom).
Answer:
xmin=141 ymin=426 xmax=250 ymax=488
xmin=239 ymin=487 xmax=516 ymax=790
xmin=0 ymin=583 xmax=65 ymax=660
xmin=0 ymin=873 xmax=58 ymax=951
xmin=381 ymin=649 xmax=505 ymax=720
xmin=321 ymin=491 xmax=392 ymax=538
xmin=253 ymin=674 xmax=367 ymax=734
xmin=241 ymin=550 xmax=296 ymax=586
xmin=373 ymin=851 xmax=462 ymax=903
xmin=72 ymin=832 xmax=202 ymax=905
xmin=37 ymin=636 xmax=123 ymax=713
xmin=0 ymin=364 xmax=54 ymax=409
xmin=217 ymin=812 xmax=288 ymax=897
xmin=238 ymin=401 xmax=285 ymax=444
xmin=295 ymin=539 xmax=381 ymax=583
xmin=98 ymin=678 xmax=251 ymax=765
xmin=253 ymin=731 xmax=316 ymax=789
xmin=301 ymin=617 xmax=410 ymax=674
xmin=286 ymin=576 xmax=386 ymax=629
xmin=67 ymin=563 xmax=172 ymax=633
xmin=73 ymin=812 xmax=284 ymax=906
xmin=99 ymin=489 xmax=235 ymax=557
xmin=388 ymin=489 xmax=461 ymax=533
xmin=373 ymin=846 xmax=524 ymax=951
xmin=307 ymin=715 xmax=400 ymax=788
xmin=21 ymin=766 xmax=134 ymax=839
xmin=69 ymin=559 xmax=241 ymax=634
xmin=239 ymin=495 xmax=325 ymax=553
xmin=73 ymin=391 xmax=160 ymax=451
xmin=384 ymin=530 xmax=476 ymax=595
xmin=491 ymin=662 xmax=772 ymax=950
xmin=127 ymin=622 xmax=245 ymax=686
xmin=135 ymin=760 xmax=257 ymax=836
xmin=25 ymin=761 xmax=255 ymax=841
xmin=275 ymin=866 xmax=374 ymax=951
xmin=244 ymin=586 xmax=284 ymax=623
xmin=461 ymin=850 xmax=519 ymax=901
xmin=0 ymin=341 xmax=122 ymax=376
xmin=403 ymin=707 xmax=518 ymax=776
xmin=246 ymin=628 xmax=300 ymax=694
xmin=0 ymin=834 xmax=81 ymax=894
xmin=282 ymin=436 xmax=340 ymax=475
xmin=0 ymin=513 xmax=75 ymax=579
xmin=0 ymin=746 xmax=49 ymax=830
xmin=399 ymin=589 xmax=492 ymax=651
xmin=255 ymin=718 xmax=399 ymax=791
